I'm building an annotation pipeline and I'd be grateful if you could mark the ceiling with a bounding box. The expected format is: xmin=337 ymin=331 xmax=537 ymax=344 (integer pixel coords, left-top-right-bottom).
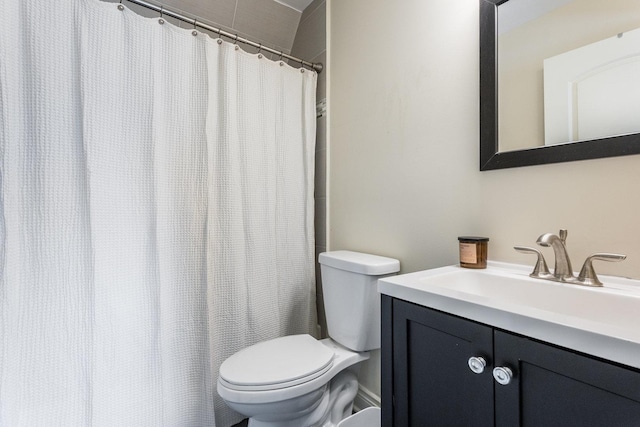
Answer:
xmin=110 ymin=0 xmax=316 ymax=56
xmin=498 ymin=0 xmax=574 ymax=34
xmin=274 ymin=0 xmax=314 ymax=13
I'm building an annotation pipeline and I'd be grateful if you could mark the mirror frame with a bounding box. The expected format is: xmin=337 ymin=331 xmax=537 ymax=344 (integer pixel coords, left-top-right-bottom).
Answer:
xmin=479 ymin=0 xmax=640 ymax=170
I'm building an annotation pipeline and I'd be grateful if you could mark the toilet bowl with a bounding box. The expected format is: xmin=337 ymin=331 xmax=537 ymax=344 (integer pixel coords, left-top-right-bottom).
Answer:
xmin=217 ymin=251 xmax=400 ymax=427
xmin=217 ymin=336 xmax=367 ymax=427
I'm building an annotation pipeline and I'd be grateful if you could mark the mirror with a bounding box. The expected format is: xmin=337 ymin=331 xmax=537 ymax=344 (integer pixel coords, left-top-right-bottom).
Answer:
xmin=480 ymin=0 xmax=640 ymax=170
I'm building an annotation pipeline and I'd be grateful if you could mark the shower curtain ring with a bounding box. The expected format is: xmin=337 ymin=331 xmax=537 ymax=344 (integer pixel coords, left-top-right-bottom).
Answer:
xmin=233 ymin=34 xmax=238 ymax=44
xmin=258 ymin=44 xmax=263 ymax=58
xmin=117 ymin=0 xmax=124 ymax=11
xmin=192 ymin=19 xmax=198 ymax=36
xmin=158 ymin=7 xmax=165 ymax=24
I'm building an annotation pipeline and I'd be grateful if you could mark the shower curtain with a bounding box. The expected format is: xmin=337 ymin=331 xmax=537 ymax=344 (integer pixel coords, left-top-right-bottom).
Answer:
xmin=0 ymin=1 xmax=317 ymax=426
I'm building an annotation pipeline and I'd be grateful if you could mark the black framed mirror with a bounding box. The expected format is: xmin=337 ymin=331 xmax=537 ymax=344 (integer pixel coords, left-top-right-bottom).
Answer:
xmin=480 ymin=0 xmax=640 ymax=171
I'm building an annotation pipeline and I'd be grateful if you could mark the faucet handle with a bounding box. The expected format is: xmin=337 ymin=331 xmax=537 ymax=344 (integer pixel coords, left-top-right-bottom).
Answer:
xmin=559 ymin=229 xmax=568 ymax=244
xmin=514 ymin=246 xmax=551 ymax=278
xmin=577 ymin=253 xmax=627 ymax=287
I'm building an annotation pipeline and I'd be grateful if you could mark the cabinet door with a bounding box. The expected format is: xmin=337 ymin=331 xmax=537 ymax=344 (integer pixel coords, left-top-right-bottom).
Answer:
xmin=494 ymin=330 xmax=640 ymax=427
xmin=392 ymin=299 xmax=494 ymax=427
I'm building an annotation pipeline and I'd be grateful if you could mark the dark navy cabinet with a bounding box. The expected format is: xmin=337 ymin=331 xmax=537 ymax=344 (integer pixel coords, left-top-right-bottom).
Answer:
xmin=381 ymin=295 xmax=640 ymax=427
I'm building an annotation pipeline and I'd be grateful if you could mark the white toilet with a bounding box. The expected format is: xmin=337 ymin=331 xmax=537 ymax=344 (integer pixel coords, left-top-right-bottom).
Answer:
xmin=217 ymin=250 xmax=400 ymax=427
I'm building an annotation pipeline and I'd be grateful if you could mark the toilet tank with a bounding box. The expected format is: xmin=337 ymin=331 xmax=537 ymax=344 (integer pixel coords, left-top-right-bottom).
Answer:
xmin=318 ymin=251 xmax=400 ymax=352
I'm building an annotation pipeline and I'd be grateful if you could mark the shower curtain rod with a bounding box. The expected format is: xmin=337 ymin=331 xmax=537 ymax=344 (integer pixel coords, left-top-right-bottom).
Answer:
xmin=120 ymin=0 xmax=324 ymax=73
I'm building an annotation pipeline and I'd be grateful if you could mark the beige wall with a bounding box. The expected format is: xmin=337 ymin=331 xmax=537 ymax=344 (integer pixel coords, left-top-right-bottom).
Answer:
xmin=328 ymin=0 xmax=640 ymax=401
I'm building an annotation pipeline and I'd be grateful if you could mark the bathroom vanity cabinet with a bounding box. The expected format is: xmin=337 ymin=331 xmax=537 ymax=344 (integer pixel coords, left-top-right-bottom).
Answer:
xmin=381 ymin=296 xmax=640 ymax=427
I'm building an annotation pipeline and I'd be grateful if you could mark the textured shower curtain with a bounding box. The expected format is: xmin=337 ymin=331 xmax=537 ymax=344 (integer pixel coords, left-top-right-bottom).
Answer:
xmin=0 ymin=1 xmax=317 ymax=426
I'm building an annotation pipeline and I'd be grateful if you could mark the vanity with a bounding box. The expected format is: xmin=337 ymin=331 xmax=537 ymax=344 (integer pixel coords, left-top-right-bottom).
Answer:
xmin=378 ymin=263 xmax=640 ymax=426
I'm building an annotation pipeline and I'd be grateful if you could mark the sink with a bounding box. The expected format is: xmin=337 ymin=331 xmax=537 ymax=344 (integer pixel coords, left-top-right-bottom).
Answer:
xmin=414 ymin=267 xmax=639 ymax=333
xmin=378 ymin=261 xmax=640 ymax=369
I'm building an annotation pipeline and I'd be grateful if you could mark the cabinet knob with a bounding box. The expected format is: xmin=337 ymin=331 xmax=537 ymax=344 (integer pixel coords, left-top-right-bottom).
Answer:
xmin=468 ymin=356 xmax=487 ymax=374
xmin=492 ymin=366 xmax=513 ymax=385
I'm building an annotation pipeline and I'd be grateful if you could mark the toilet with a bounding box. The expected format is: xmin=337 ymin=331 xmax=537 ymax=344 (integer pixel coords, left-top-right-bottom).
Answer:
xmin=217 ymin=250 xmax=400 ymax=427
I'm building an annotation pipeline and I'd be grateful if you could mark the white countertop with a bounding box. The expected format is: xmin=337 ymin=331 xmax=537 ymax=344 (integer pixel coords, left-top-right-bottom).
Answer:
xmin=378 ymin=261 xmax=640 ymax=370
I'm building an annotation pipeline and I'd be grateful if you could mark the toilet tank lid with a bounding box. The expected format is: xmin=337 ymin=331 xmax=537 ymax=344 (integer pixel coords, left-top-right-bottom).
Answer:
xmin=319 ymin=251 xmax=400 ymax=275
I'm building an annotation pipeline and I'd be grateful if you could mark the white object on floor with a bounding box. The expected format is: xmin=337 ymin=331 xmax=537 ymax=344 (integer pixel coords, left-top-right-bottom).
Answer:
xmin=337 ymin=407 xmax=381 ymax=427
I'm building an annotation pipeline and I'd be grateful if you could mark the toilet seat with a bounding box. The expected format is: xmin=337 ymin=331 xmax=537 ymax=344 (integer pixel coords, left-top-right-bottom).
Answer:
xmin=217 ymin=337 xmax=369 ymax=406
xmin=219 ymin=334 xmax=335 ymax=391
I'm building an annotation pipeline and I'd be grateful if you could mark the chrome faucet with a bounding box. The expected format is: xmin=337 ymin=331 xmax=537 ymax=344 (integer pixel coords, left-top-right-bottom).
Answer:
xmin=536 ymin=229 xmax=574 ymax=281
xmin=577 ymin=253 xmax=627 ymax=286
xmin=515 ymin=229 xmax=626 ymax=287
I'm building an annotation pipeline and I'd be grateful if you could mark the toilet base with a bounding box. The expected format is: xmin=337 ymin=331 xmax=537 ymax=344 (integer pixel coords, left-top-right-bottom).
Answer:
xmin=247 ymin=370 xmax=359 ymax=427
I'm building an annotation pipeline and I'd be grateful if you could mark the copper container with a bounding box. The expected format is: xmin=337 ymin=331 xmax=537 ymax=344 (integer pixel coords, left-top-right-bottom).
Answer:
xmin=458 ymin=236 xmax=489 ymax=269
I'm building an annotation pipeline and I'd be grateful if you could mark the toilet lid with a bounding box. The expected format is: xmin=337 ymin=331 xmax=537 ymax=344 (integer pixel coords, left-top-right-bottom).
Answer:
xmin=219 ymin=334 xmax=334 ymax=391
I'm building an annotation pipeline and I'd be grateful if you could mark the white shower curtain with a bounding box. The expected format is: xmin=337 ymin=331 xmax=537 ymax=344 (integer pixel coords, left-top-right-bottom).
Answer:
xmin=0 ymin=1 xmax=317 ymax=426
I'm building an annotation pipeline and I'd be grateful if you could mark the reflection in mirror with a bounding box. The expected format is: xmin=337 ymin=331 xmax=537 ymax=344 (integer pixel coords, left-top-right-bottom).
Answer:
xmin=543 ymin=28 xmax=640 ymax=145
xmin=498 ymin=0 xmax=640 ymax=152
xmin=479 ymin=0 xmax=640 ymax=170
